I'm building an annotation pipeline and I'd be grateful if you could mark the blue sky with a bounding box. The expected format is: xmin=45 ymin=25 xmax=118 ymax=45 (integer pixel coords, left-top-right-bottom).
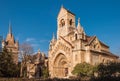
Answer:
xmin=0 ymin=0 xmax=120 ymax=56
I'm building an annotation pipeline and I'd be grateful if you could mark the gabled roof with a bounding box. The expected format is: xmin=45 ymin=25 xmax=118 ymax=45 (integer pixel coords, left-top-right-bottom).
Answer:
xmin=85 ymin=35 xmax=96 ymax=46
xmin=64 ymin=7 xmax=75 ymax=16
xmin=86 ymin=35 xmax=96 ymax=45
xmin=99 ymin=41 xmax=109 ymax=48
xmin=90 ymin=50 xmax=119 ymax=58
xmin=57 ymin=6 xmax=75 ymax=18
xmin=85 ymin=35 xmax=109 ymax=48
xmin=60 ymin=36 xmax=74 ymax=48
xmin=84 ymin=35 xmax=118 ymax=58
xmin=101 ymin=50 xmax=119 ymax=58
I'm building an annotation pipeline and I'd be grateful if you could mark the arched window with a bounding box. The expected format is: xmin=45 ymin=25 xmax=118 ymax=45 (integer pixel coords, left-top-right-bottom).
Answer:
xmin=60 ymin=19 xmax=65 ymax=27
xmin=75 ymin=34 xmax=77 ymax=40
xmin=69 ymin=19 xmax=72 ymax=25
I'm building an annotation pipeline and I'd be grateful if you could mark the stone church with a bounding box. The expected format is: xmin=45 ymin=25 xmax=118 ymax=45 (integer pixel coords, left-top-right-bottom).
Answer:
xmin=48 ymin=6 xmax=119 ymax=78
xmin=2 ymin=22 xmax=19 ymax=64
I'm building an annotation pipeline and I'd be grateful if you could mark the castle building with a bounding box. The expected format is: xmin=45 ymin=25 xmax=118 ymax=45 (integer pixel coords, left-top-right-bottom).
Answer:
xmin=26 ymin=49 xmax=48 ymax=78
xmin=2 ymin=22 xmax=19 ymax=64
xmin=48 ymin=6 xmax=119 ymax=78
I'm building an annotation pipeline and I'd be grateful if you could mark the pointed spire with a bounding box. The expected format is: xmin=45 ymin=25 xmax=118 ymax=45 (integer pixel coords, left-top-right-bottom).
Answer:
xmin=51 ymin=32 xmax=56 ymax=43
xmin=38 ymin=48 xmax=40 ymax=54
xmin=77 ymin=18 xmax=84 ymax=33
xmin=61 ymin=4 xmax=64 ymax=8
xmin=8 ymin=21 xmax=12 ymax=34
xmin=77 ymin=18 xmax=81 ymax=27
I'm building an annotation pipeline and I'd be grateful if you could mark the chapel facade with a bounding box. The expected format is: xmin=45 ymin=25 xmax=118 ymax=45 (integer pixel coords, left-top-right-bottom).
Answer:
xmin=48 ymin=6 xmax=119 ymax=78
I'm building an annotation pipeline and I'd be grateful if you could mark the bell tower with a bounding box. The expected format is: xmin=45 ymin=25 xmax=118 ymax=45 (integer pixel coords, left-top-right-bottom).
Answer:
xmin=57 ymin=6 xmax=75 ymax=39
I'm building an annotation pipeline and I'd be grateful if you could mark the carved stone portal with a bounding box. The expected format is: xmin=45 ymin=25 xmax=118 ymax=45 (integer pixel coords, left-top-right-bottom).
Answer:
xmin=53 ymin=53 xmax=68 ymax=78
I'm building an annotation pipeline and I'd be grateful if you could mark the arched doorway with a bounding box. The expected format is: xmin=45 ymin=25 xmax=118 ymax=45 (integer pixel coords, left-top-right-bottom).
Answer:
xmin=53 ymin=53 xmax=68 ymax=78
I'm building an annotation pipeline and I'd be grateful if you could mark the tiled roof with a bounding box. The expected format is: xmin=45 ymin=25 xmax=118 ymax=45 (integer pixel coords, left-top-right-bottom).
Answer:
xmin=85 ymin=35 xmax=109 ymax=48
xmin=90 ymin=50 xmax=119 ymax=58
xmin=62 ymin=6 xmax=75 ymax=16
xmin=99 ymin=41 xmax=109 ymax=48
xmin=86 ymin=36 xmax=96 ymax=45
xmin=58 ymin=6 xmax=75 ymax=17
xmin=85 ymin=35 xmax=96 ymax=46
xmin=101 ymin=50 xmax=118 ymax=58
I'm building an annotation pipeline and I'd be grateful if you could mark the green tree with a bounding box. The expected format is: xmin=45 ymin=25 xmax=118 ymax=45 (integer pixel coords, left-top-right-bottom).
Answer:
xmin=95 ymin=62 xmax=120 ymax=77
xmin=0 ymin=47 xmax=20 ymax=77
xmin=42 ymin=66 xmax=49 ymax=78
xmin=72 ymin=62 xmax=94 ymax=77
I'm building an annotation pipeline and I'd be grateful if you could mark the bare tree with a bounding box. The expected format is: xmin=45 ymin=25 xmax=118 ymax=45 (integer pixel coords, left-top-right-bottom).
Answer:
xmin=19 ymin=42 xmax=34 ymax=77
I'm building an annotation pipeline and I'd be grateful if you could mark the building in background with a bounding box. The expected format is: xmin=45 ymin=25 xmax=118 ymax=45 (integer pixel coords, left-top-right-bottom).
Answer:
xmin=26 ymin=49 xmax=48 ymax=78
xmin=48 ymin=6 xmax=119 ymax=78
xmin=2 ymin=22 xmax=19 ymax=64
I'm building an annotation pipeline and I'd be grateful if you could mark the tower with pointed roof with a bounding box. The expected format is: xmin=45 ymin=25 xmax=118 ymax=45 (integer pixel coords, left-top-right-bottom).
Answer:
xmin=2 ymin=22 xmax=19 ymax=64
xmin=57 ymin=6 xmax=75 ymax=39
xmin=48 ymin=6 xmax=119 ymax=78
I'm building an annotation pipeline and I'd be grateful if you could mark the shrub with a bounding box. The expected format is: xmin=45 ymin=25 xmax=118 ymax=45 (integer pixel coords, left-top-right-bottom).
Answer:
xmin=72 ymin=62 xmax=94 ymax=77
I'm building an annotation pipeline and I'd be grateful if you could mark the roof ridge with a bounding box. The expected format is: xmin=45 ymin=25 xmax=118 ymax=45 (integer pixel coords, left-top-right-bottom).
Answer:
xmin=99 ymin=40 xmax=109 ymax=48
xmin=60 ymin=36 xmax=74 ymax=48
xmin=87 ymin=35 xmax=96 ymax=45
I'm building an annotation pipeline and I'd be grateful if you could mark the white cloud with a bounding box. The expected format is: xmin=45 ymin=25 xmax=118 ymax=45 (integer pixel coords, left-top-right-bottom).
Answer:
xmin=26 ymin=38 xmax=36 ymax=42
xmin=39 ymin=39 xmax=49 ymax=43
xmin=24 ymin=38 xmax=49 ymax=53
xmin=25 ymin=38 xmax=38 ymax=48
xmin=31 ymin=43 xmax=39 ymax=47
